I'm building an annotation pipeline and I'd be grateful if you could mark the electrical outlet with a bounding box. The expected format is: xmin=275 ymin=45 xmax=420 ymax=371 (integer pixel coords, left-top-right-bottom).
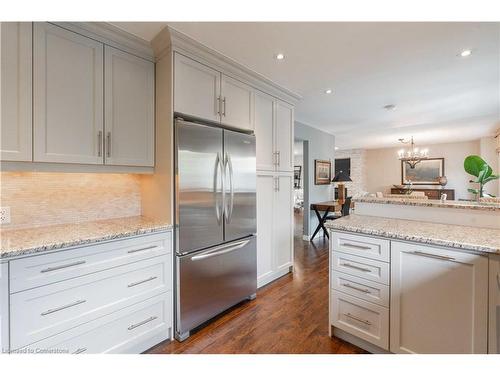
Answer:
xmin=0 ymin=207 xmax=11 ymax=225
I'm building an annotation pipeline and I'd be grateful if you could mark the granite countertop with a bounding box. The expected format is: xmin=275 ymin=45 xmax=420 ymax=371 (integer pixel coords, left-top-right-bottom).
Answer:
xmin=325 ymin=214 xmax=500 ymax=254
xmin=353 ymin=196 xmax=500 ymax=211
xmin=0 ymin=216 xmax=172 ymax=259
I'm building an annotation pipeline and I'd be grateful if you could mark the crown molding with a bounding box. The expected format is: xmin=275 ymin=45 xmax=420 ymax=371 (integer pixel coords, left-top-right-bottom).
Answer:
xmin=153 ymin=26 xmax=301 ymax=105
xmin=51 ymin=22 xmax=154 ymax=62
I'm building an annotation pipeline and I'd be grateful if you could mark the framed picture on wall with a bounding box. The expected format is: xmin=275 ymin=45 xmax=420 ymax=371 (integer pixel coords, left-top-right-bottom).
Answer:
xmin=314 ymin=160 xmax=331 ymax=185
xmin=401 ymin=158 xmax=444 ymax=185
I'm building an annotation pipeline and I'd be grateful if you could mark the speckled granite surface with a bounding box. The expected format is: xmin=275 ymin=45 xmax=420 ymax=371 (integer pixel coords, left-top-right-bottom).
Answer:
xmin=0 ymin=216 xmax=172 ymax=259
xmin=353 ymin=197 xmax=500 ymax=211
xmin=325 ymin=214 xmax=500 ymax=254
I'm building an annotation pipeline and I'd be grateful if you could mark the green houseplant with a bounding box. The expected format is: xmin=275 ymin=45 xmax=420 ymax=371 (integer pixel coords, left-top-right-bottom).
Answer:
xmin=464 ymin=155 xmax=499 ymax=199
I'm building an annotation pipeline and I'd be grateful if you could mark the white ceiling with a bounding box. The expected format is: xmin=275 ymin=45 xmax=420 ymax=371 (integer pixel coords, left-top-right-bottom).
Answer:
xmin=111 ymin=22 xmax=500 ymax=150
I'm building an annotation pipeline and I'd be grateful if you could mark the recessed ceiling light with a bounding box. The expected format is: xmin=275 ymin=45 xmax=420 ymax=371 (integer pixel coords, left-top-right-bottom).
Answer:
xmin=275 ymin=53 xmax=285 ymax=60
xmin=384 ymin=104 xmax=396 ymax=111
xmin=459 ymin=49 xmax=472 ymax=57
xmin=325 ymin=89 xmax=333 ymax=94
xmin=335 ymin=146 xmax=339 ymax=150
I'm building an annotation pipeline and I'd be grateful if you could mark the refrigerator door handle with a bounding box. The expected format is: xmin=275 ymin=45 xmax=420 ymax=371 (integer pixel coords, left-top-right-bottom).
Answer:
xmin=224 ymin=152 xmax=235 ymax=223
xmin=213 ymin=152 xmax=223 ymax=224
xmin=190 ymin=239 xmax=251 ymax=261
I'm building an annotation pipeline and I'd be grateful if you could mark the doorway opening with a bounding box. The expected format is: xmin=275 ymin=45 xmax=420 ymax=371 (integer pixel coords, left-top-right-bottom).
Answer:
xmin=293 ymin=140 xmax=306 ymax=238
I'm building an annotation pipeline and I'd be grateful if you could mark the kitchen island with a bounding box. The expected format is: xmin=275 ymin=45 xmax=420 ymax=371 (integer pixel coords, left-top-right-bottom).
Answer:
xmin=326 ymin=200 xmax=500 ymax=354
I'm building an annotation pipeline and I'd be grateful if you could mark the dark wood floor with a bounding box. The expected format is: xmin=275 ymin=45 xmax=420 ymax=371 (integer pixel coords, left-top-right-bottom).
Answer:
xmin=147 ymin=211 xmax=366 ymax=354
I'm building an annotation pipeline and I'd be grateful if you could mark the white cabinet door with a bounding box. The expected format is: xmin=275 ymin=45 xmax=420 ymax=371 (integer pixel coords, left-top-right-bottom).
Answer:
xmin=174 ymin=52 xmax=221 ymax=123
xmin=390 ymin=241 xmax=488 ymax=354
xmin=274 ymin=174 xmax=294 ymax=272
xmin=104 ymin=46 xmax=154 ymax=167
xmin=220 ymin=75 xmax=254 ymax=131
xmin=0 ymin=263 xmax=8 ymax=353
xmin=1 ymin=22 xmax=32 ymax=161
xmin=489 ymin=255 xmax=500 ymax=354
xmin=274 ymin=100 xmax=294 ymax=172
xmin=254 ymin=91 xmax=275 ymax=171
xmin=33 ymin=23 xmax=104 ymax=164
xmin=256 ymin=174 xmax=274 ymax=287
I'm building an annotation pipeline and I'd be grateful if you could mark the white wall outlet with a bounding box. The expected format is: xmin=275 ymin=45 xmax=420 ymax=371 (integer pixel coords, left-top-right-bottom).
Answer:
xmin=0 ymin=207 xmax=11 ymax=225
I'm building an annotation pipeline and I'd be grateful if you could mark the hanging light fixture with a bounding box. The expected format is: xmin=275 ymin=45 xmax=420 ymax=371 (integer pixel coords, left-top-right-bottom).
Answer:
xmin=397 ymin=136 xmax=429 ymax=169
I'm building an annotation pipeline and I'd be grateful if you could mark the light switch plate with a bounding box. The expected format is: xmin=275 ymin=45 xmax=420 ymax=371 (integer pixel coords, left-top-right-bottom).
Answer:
xmin=0 ymin=207 xmax=11 ymax=224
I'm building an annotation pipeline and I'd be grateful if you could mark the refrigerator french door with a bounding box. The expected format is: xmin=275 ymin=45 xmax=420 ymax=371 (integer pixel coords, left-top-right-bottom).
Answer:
xmin=174 ymin=118 xmax=257 ymax=341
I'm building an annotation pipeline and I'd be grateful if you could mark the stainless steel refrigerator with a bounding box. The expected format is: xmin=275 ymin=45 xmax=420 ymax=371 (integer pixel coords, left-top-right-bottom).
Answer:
xmin=174 ymin=118 xmax=257 ymax=341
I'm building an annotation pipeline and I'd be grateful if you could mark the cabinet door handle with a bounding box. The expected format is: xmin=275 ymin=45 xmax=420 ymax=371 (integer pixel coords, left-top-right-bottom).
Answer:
xmin=341 ymin=243 xmax=371 ymax=250
xmin=277 ymin=151 xmax=280 ymax=166
xmin=127 ymin=276 xmax=158 ymax=288
xmin=496 ymin=273 xmax=500 ymax=289
xmin=344 ymin=313 xmax=372 ymax=326
xmin=106 ymin=132 xmax=111 ymax=157
xmin=216 ymin=96 xmax=221 ymax=116
xmin=127 ymin=245 xmax=158 ymax=254
xmin=128 ymin=316 xmax=158 ymax=331
xmin=73 ymin=348 xmax=87 ymax=354
xmin=40 ymin=260 xmax=86 ymax=273
xmin=222 ymin=97 xmax=226 ymax=116
xmin=341 ymin=263 xmax=371 ymax=273
xmin=41 ymin=299 xmax=86 ymax=316
xmin=342 ymin=283 xmax=371 ymax=294
xmin=410 ymin=251 xmax=455 ymax=262
xmin=97 ymin=131 xmax=103 ymax=157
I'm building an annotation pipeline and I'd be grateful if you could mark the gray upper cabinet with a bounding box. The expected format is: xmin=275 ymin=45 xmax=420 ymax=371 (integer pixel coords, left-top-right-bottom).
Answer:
xmin=0 ymin=22 xmax=33 ymax=162
xmin=33 ymin=22 xmax=104 ymax=164
xmin=104 ymin=46 xmax=155 ymax=167
xmin=173 ymin=52 xmax=255 ymax=131
xmin=220 ymin=75 xmax=254 ymax=131
xmin=174 ymin=52 xmax=221 ymax=123
xmin=1 ymin=22 xmax=155 ymax=168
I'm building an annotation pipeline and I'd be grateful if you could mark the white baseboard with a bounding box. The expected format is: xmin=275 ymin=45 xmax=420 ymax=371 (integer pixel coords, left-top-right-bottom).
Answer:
xmin=257 ymin=267 xmax=292 ymax=289
xmin=302 ymin=234 xmax=310 ymax=241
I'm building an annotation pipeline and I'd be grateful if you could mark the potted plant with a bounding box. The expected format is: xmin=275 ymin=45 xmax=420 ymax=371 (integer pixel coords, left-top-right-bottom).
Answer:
xmin=464 ymin=155 xmax=499 ymax=200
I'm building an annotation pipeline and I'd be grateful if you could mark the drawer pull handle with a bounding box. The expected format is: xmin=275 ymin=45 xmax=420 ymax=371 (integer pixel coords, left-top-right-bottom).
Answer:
xmin=341 ymin=263 xmax=371 ymax=273
xmin=128 ymin=316 xmax=158 ymax=331
xmin=344 ymin=313 xmax=372 ymax=326
xmin=341 ymin=243 xmax=371 ymax=250
xmin=411 ymin=251 xmax=455 ymax=262
xmin=127 ymin=245 xmax=158 ymax=254
xmin=40 ymin=260 xmax=86 ymax=273
xmin=41 ymin=299 xmax=87 ymax=316
xmin=342 ymin=283 xmax=371 ymax=294
xmin=73 ymin=348 xmax=87 ymax=354
xmin=127 ymin=276 xmax=158 ymax=288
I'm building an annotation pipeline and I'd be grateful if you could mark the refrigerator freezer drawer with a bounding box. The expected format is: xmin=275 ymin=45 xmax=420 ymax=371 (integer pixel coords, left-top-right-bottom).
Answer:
xmin=176 ymin=236 xmax=257 ymax=336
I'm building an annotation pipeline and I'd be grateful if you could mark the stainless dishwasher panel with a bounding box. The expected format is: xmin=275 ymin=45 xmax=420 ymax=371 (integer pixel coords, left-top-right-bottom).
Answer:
xmin=176 ymin=236 xmax=257 ymax=337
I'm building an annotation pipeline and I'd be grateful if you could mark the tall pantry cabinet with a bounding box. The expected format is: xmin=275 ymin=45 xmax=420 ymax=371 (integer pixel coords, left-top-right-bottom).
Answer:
xmin=254 ymin=91 xmax=295 ymax=287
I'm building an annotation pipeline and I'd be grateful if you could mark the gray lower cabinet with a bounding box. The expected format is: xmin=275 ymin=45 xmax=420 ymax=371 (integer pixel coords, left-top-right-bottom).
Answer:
xmin=2 ymin=231 xmax=173 ymax=354
xmin=330 ymin=231 xmax=490 ymax=354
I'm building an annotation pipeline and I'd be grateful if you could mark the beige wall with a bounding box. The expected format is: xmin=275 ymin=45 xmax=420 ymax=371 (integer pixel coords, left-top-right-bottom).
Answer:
xmin=0 ymin=172 xmax=142 ymax=230
xmin=479 ymin=136 xmax=500 ymax=196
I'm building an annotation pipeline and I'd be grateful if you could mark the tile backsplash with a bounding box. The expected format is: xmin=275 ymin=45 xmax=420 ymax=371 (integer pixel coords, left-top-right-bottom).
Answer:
xmin=0 ymin=172 xmax=142 ymax=230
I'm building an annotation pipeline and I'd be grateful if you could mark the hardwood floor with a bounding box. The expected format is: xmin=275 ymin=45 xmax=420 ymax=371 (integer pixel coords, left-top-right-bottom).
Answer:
xmin=147 ymin=211 xmax=366 ymax=354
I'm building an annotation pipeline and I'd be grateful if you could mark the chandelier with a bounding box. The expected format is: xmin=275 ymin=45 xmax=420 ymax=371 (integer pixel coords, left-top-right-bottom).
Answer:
xmin=398 ymin=136 xmax=428 ymax=169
